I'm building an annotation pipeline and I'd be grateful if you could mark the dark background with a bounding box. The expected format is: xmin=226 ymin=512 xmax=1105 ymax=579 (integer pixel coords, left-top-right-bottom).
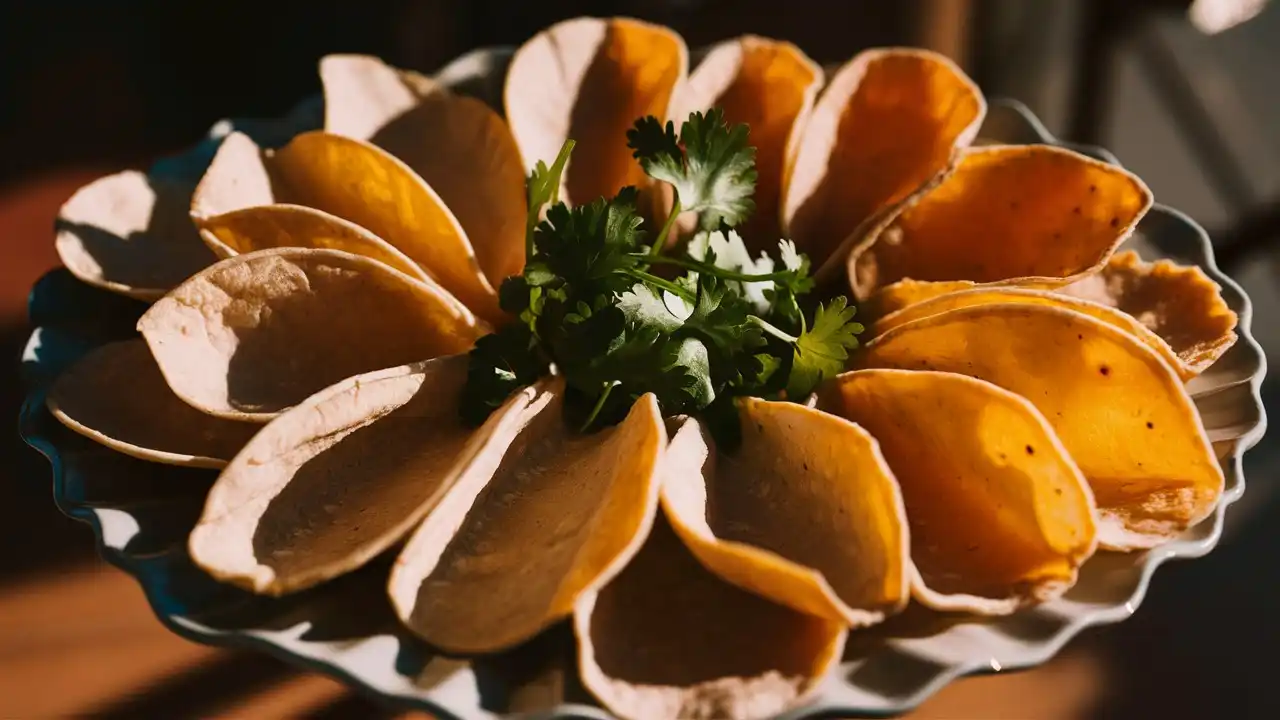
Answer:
xmin=4 ymin=0 xmax=1280 ymax=717
xmin=0 ymin=0 xmax=939 ymax=191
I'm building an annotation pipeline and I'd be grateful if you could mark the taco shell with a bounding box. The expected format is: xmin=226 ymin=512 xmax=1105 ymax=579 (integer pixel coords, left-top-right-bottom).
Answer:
xmin=858 ymin=303 xmax=1223 ymax=549
xmin=823 ymin=369 xmax=1097 ymax=613
xmin=388 ymin=386 xmax=665 ymax=654
xmin=660 ymin=401 xmax=909 ymax=626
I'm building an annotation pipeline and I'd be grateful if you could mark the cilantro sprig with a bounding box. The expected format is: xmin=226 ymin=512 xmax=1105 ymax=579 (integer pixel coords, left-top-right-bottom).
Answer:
xmin=628 ymin=108 xmax=758 ymax=249
xmin=461 ymin=110 xmax=864 ymax=448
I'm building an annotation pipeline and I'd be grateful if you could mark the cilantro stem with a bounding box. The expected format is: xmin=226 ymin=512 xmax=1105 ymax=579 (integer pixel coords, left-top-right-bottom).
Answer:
xmin=621 ymin=269 xmax=696 ymax=302
xmin=525 ymin=202 xmax=536 ymax=262
xmin=747 ymin=316 xmax=798 ymax=344
xmin=638 ymin=254 xmax=797 ymax=283
xmin=580 ymin=381 xmax=619 ymax=432
xmin=649 ymin=199 xmax=682 ymax=258
xmin=526 ymin=139 xmax=575 ymax=263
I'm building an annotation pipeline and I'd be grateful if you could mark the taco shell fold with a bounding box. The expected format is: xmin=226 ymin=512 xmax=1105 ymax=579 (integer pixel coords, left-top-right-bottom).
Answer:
xmin=822 ymin=369 xmax=1097 ymax=614
xmin=137 ymin=247 xmax=483 ymax=421
xmin=783 ymin=48 xmax=985 ymax=279
xmin=188 ymin=355 xmax=494 ymax=594
xmin=56 ymin=170 xmax=216 ymax=300
xmin=47 ymin=339 xmax=262 ymax=469
xmin=873 ymin=287 xmax=1194 ymax=381
xmin=504 ymin=16 xmax=688 ymax=206
xmin=319 ymin=53 xmax=437 ymax=142
xmin=196 ymin=204 xmax=430 ymax=283
xmin=865 ymin=278 xmax=979 ymax=318
xmin=660 ymin=401 xmax=910 ymax=626
xmin=848 ymin=144 xmax=1153 ymax=302
xmin=858 ymin=303 xmax=1223 ymax=549
xmin=575 ymin=509 xmax=845 ymax=720
xmin=321 ymin=54 xmax=528 ymax=288
xmin=191 ymin=130 xmax=501 ymax=322
xmin=1060 ymin=250 xmax=1238 ymax=377
xmin=388 ymin=386 xmax=666 ymax=654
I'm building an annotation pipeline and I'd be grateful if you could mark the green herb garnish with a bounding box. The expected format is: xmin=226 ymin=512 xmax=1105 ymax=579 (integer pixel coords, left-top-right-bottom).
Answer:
xmin=628 ymin=107 xmax=758 ymax=249
xmin=461 ymin=109 xmax=863 ymax=448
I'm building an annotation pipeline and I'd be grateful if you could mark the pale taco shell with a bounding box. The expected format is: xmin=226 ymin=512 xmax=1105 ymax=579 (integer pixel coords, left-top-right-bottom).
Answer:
xmin=660 ymin=402 xmax=910 ymax=627
xmin=388 ymin=385 xmax=666 ymax=654
xmin=137 ymin=247 xmax=483 ymax=421
xmin=319 ymin=53 xmax=436 ymax=142
xmin=858 ymin=303 xmax=1223 ymax=550
xmin=672 ymin=35 xmax=823 ymax=253
xmin=56 ymin=170 xmax=216 ymax=300
xmin=783 ymin=48 xmax=985 ymax=280
xmin=822 ymin=369 xmax=1097 ymax=614
xmin=321 ymin=54 xmax=527 ymax=287
xmin=1060 ymin=250 xmax=1238 ymax=377
xmin=575 ymin=509 xmax=845 ymax=720
xmin=873 ymin=286 xmax=1194 ymax=380
xmin=46 ymin=339 xmax=261 ymax=469
xmin=848 ymin=144 xmax=1153 ymax=302
xmin=191 ymin=130 xmax=500 ymax=322
xmin=504 ymin=16 xmax=688 ymax=206
xmin=189 ymin=355 xmax=505 ymax=595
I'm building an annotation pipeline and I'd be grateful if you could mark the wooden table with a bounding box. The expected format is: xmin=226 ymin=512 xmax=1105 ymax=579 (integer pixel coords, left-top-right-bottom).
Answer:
xmin=0 ymin=170 xmax=1119 ymax=719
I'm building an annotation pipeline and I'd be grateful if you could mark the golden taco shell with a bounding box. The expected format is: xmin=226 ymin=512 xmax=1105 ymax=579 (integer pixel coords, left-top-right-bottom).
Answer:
xmin=783 ymin=48 xmax=984 ymax=277
xmin=388 ymin=386 xmax=665 ymax=654
xmin=137 ymin=247 xmax=483 ymax=421
xmin=191 ymin=131 xmax=500 ymax=322
xmin=46 ymin=339 xmax=261 ymax=469
xmin=575 ymin=509 xmax=845 ymax=720
xmin=822 ymin=369 xmax=1097 ymax=614
xmin=196 ymin=204 xmax=430 ymax=283
xmin=189 ymin=355 xmax=500 ymax=594
xmin=873 ymin=287 xmax=1192 ymax=380
xmin=660 ymin=402 xmax=909 ymax=627
xmin=504 ymin=16 xmax=688 ymax=206
xmin=56 ymin=170 xmax=216 ymax=300
xmin=673 ymin=36 xmax=823 ymax=253
xmin=848 ymin=144 xmax=1153 ymax=301
xmin=1060 ymin=250 xmax=1238 ymax=376
xmin=858 ymin=303 xmax=1223 ymax=550
xmin=321 ymin=55 xmax=527 ymax=287
xmin=866 ymin=278 xmax=978 ymax=318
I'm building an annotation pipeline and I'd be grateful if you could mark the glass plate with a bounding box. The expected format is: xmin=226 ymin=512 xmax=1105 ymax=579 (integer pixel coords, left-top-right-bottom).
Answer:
xmin=20 ymin=46 xmax=1268 ymax=720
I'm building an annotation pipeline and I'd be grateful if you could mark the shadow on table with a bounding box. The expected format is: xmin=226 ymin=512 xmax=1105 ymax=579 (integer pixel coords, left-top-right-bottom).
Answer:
xmin=1087 ymin=401 xmax=1280 ymax=720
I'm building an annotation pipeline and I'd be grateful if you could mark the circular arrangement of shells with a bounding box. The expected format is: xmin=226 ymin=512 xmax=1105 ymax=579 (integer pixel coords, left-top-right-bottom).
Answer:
xmin=42 ymin=16 xmax=1250 ymax=720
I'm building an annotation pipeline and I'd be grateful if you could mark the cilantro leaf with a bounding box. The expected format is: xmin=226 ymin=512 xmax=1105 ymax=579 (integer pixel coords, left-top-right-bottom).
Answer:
xmin=749 ymin=353 xmax=783 ymax=387
xmin=532 ymin=191 xmax=647 ymax=298
xmin=563 ymin=320 xmax=712 ymax=429
xmin=672 ymin=337 xmax=715 ymax=409
xmin=682 ymin=274 xmax=765 ymax=363
xmin=628 ymin=108 xmax=757 ymax=230
xmin=460 ymin=322 xmax=549 ymax=425
xmin=785 ymin=298 xmax=864 ymax=400
xmin=617 ymin=283 xmax=688 ymax=332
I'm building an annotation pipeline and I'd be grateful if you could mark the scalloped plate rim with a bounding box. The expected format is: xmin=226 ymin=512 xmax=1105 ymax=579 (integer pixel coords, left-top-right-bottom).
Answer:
xmin=18 ymin=47 xmax=1269 ymax=720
